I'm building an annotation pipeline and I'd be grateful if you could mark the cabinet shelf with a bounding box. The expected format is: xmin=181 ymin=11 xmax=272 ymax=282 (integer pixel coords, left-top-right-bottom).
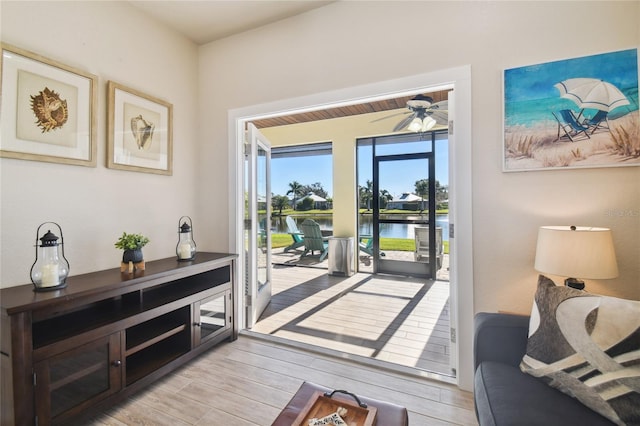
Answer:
xmin=126 ymin=334 xmax=189 ymax=386
xmin=126 ymin=324 xmax=186 ymax=356
xmin=126 ymin=307 xmax=189 ymax=356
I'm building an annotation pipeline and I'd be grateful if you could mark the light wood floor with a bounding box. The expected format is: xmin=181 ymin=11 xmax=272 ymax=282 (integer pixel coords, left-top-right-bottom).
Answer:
xmin=88 ymin=336 xmax=476 ymax=425
xmin=253 ymin=265 xmax=453 ymax=377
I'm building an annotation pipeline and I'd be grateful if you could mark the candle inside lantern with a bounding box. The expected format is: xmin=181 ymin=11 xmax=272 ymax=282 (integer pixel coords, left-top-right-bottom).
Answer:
xmin=41 ymin=264 xmax=59 ymax=287
xmin=178 ymin=243 xmax=191 ymax=260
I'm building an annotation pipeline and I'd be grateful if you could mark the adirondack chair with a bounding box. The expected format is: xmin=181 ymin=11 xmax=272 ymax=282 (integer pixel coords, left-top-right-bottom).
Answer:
xmin=299 ymin=219 xmax=329 ymax=261
xmin=414 ymin=226 xmax=443 ymax=270
xmin=284 ymin=216 xmax=305 ymax=252
xmin=358 ymin=236 xmax=385 ymax=257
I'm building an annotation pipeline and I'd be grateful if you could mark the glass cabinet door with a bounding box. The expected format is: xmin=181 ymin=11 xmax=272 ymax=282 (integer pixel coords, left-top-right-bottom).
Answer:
xmin=194 ymin=290 xmax=230 ymax=346
xmin=35 ymin=333 xmax=121 ymax=422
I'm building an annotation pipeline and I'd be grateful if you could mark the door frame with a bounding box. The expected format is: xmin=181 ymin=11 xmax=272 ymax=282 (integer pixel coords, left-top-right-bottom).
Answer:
xmin=372 ymin=151 xmax=435 ymax=277
xmin=228 ymin=66 xmax=474 ymax=391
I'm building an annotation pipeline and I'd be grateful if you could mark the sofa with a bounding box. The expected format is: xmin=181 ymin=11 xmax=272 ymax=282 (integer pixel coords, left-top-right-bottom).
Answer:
xmin=473 ymin=312 xmax=615 ymax=426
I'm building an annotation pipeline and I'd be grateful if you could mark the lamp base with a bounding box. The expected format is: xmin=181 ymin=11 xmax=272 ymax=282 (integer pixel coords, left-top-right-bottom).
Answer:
xmin=565 ymin=277 xmax=585 ymax=290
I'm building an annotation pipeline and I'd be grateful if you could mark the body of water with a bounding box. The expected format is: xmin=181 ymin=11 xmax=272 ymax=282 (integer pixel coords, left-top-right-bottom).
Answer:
xmin=505 ymin=87 xmax=638 ymax=129
xmin=272 ymin=214 xmax=449 ymax=241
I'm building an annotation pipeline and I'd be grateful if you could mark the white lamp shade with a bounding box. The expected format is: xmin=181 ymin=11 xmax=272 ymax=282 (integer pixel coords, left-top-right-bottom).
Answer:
xmin=421 ymin=116 xmax=437 ymax=132
xmin=408 ymin=117 xmax=423 ymax=132
xmin=534 ymin=226 xmax=618 ymax=279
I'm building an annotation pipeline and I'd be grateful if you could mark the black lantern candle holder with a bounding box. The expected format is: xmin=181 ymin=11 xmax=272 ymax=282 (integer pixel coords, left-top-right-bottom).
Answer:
xmin=30 ymin=222 xmax=70 ymax=292
xmin=176 ymin=216 xmax=196 ymax=261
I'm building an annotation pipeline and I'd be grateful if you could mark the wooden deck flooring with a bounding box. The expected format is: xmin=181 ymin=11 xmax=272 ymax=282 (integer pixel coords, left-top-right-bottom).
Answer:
xmin=87 ymin=336 xmax=476 ymax=425
xmin=252 ymin=264 xmax=454 ymax=378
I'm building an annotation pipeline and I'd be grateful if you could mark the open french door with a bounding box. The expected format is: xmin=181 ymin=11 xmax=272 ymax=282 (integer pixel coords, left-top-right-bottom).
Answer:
xmin=244 ymin=123 xmax=272 ymax=328
xmin=447 ymin=90 xmax=458 ymax=374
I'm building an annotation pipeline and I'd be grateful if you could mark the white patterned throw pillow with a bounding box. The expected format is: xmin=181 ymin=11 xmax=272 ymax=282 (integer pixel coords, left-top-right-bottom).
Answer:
xmin=520 ymin=275 xmax=640 ymax=426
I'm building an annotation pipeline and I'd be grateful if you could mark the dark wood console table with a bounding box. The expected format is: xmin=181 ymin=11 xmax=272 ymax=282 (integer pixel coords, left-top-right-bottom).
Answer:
xmin=1 ymin=252 xmax=237 ymax=425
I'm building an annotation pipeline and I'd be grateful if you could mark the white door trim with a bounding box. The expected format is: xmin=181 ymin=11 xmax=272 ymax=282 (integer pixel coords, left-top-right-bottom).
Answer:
xmin=228 ymin=65 xmax=474 ymax=390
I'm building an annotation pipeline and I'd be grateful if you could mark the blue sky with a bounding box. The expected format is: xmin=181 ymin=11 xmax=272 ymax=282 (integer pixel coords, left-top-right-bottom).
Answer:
xmin=505 ymin=48 xmax=638 ymax=102
xmin=271 ymin=139 xmax=449 ymax=199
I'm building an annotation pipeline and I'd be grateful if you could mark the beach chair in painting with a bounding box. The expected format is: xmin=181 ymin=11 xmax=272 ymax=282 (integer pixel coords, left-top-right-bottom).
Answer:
xmin=414 ymin=226 xmax=443 ymax=270
xmin=581 ymin=110 xmax=610 ymax=134
xmin=283 ymin=216 xmax=305 ymax=252
xmin=299 ymin=219 xmax=329 ymax=261
xmin=552 ymin=109 xmax=591 ymax=142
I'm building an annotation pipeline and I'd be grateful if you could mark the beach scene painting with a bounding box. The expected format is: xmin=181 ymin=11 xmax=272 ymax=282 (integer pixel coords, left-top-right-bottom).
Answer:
xmin=503 ymin=49 xmax=639 ymax=172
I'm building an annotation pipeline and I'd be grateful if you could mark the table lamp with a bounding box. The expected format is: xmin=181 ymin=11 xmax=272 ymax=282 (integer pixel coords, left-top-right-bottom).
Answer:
xmin=534 ymin=225 xmax=618 ymax=290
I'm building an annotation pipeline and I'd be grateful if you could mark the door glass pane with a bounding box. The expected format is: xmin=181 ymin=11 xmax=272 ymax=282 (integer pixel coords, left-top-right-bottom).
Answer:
xmin=200 ymin=293 xmax=227 ymax=340
xmin=256 ymin=144 xmax=269 ymax=290
xmin=244 ymin=150 xmax=250 ymax=299
xmin=49 ymin=344 xmax=109 ymax=417
xmin=376 ymin=137 xmax=431 ymax=156
xmin=379 ymin=157 xmax=429 ymax=216
xmin=375 ymin=155 xmax=433 ymax=277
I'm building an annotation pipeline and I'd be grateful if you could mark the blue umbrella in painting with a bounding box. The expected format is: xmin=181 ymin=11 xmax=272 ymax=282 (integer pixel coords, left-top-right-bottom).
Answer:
xmin=554 ymin=78 xmax=630 ymax=112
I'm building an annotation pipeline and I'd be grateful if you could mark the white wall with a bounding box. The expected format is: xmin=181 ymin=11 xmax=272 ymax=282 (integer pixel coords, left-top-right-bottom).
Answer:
xmin=199 ymin=0 xmax=640 ymax=311
xmin=0 ymin=1 xmax=199 ymax=287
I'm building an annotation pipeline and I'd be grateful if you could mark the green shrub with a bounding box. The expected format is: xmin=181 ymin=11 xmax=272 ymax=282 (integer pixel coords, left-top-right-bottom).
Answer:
xmin=114 ymin=232 xmax=150 ymax=250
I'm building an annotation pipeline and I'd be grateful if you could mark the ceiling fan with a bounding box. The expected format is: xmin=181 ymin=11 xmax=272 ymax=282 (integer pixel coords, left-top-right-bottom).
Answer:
xmin=373 ymin=94 xmax=448 ymax=132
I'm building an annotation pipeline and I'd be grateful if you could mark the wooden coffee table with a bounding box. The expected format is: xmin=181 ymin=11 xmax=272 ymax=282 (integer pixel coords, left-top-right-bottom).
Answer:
xmin=271 ymin=381 xmax=409 ymax=426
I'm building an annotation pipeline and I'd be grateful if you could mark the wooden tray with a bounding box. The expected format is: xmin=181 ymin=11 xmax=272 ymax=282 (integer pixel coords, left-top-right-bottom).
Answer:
xmin=292 ymin=390 xmax=377 ymax=426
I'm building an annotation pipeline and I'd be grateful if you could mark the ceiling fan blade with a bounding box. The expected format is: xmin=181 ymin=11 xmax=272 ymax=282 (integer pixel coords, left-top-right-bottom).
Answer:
xmin=370 ymin=111 xmax=410 ymax=123
xmin=393 ymin=113 xmax=416 ymax=132
xmin=426 ymin=110 xmax=449 ymax=124
xmin=429 ymin=100 xmax=448 ymax=110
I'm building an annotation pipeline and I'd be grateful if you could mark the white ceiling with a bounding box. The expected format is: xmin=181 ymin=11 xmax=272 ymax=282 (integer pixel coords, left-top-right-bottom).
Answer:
xmin=128 ymin=1 xmax=335 ymax=45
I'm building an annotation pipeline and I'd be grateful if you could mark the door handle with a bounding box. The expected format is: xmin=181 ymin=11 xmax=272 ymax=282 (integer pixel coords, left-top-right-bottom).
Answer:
xmin=112 ymin=360 xmax=122 ymax=367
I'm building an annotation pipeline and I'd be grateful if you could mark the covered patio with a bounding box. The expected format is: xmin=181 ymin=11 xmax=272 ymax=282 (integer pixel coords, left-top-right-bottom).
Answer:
xmin=252 ymin=249 xmax=453 ymax=378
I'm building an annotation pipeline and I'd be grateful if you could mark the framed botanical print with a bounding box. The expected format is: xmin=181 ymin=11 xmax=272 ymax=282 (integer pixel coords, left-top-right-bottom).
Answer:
xmin=0 ymin=43 xmax=97 ymax=166
xmin=107 ymin=81 xmax=173 ymax=175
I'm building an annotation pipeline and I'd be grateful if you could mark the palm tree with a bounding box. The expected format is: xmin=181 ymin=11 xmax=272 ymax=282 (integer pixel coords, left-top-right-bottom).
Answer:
xmin=436 ymin=183 xmax=448 ymax=206
xmin=379 ymin=189 xmax=393 ymax=209
xmin=359 ymin=179 xmax=373 ymax=210
xmin=286 ymin=181 xmax=304 ymax=210
xmin=415 ymin=179 xmax=429 ymax=213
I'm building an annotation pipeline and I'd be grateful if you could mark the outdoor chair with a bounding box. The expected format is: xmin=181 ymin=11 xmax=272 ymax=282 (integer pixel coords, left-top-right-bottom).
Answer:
xmin=414 ymin=226 xmax=443 ymax=270
xmin=581 ymin=110 xmax=610 ymax=134
xmin=299 ymin=219 xmax=329 ymax=261
xmin=358 ymin=236 xmax=385 ymax=257
xmin=283 ymin=216 xmax=305 ymax=252
xmin=552 ymin=109 xmax=591 ymax=142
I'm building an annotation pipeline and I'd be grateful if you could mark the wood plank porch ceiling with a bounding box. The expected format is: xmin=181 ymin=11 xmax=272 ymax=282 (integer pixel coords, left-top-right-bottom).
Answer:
xmin=251 ymin=89 xmax=451 ymax=129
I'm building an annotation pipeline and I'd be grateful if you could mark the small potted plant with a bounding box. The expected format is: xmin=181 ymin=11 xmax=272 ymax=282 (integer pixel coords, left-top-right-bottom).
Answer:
xmin=115 ymin=232 xmax=150 ymax=263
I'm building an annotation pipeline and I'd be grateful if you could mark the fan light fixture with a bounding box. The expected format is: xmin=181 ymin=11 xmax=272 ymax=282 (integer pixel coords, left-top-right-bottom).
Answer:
xmin=408 ymin=114 xmax=436 ymax=132
xmin=370 ymin=93 xmax=448 ymax=132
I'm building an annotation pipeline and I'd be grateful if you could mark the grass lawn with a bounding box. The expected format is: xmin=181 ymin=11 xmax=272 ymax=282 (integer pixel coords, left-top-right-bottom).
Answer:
xmin=269 ymin=208 xmax=450 ymax=254
xmin=272 ymin=208 xmax=449 ymax=215
xmin=272 ymin=233 xmax=449 ymax=254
